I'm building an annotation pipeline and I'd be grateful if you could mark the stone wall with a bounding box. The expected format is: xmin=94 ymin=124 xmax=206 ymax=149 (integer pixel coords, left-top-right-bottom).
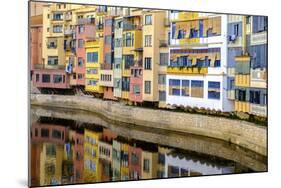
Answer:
xmin=30 ymin=94 xmax=267 ymax=156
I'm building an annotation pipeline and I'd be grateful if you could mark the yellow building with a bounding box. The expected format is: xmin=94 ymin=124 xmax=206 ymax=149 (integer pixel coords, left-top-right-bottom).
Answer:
xmin=141 ymin=149 xmax=158 ymax=179
xmin=85 ymin=40 xmax=104 ymax=93
xmin=39 ymin=143 xmax=64 ymax=186
xmin=83 ymin=129 xmax=102 ymax=182
xmin=120 ymin=142 xmax=129 ymax=180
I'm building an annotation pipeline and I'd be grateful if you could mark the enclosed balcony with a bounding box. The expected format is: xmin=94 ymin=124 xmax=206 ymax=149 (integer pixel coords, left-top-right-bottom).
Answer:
xmin=77 ymin=18 xmax=95 ymax=25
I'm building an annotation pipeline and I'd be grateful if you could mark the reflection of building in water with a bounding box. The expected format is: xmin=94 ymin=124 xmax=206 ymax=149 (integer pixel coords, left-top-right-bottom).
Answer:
xmin=30 ymin=143 xmax=41 ymax=185
xmin=141 ymin=149 xmax=158 ymax=179
xmin=112 ymin=140 xmax=121 ymax=181
xmin=120 ymin=141 xmax=129 ymax=180
xmin=157 ymin=146 xmax=171 ymax=178
xmin=40 ymin=143 xmax=64 ymax=185
xmin=128 ymin=144 xmax=142 ymax=180
xmin=164 ymin=153 xmax=235 ymax=177
xmin=83 ymin=129 xmax=102 ymax=182
xmin=68 ymin=130 xmax=84 ymax=183
xmin=98 ymin=140 xmax=113 ymax=181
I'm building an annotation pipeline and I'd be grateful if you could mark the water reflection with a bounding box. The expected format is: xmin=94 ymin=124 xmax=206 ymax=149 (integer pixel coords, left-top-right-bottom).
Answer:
xmin=30 ymin=116 xmax=257 ymax=187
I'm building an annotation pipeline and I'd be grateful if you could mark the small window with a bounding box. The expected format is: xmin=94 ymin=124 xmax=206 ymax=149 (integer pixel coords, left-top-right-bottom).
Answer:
xmin=145 ymin=15 xmax=152 ymax=25
xmin=144 ymin=35 xmax=152 ymax=47
xmin=144 ymin=57 xmax=152 ymax=70
xmin=144 ymin=81 xmax=151 ymax=94
xmin=36 ymin=74 xmax=40 ymax=82
xmin=41 ymin=129 xmax=49 ymax=138
xmin=143 ymin=159 xmax=150 ymax=172
xmin=42 ymin=74 xmax=50 ymax=83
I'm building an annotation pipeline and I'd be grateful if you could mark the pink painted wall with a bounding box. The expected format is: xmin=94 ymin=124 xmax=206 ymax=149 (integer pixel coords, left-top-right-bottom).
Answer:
xmin=129 ymin=67 xmax=143 ymax=102
xmin=30 ymin=26 xmax=42 ymax=71
xmin=70 ymin=132 xmax=84 ymax=183
xmin=128 ymin=145 xmax=142 ymax=180
xmin=103 ymin=87 xmax=117 ymax=100
xmin=33 ymin=69 xmax=71 ymax=89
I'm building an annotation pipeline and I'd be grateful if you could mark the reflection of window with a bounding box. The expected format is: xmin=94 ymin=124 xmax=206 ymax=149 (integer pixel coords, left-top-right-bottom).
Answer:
xmin=52 ymin=130 xmax=62 ymax=139
xmin=41 ymin=128 xmax=49 ymax=137
xmin=143 ymin=159 xmax=150 ymax=172
xmin=46 ymin=144 xmax=56 ymax=156
xmin=191 ymin=80 xmax=204 ymax=98
xmin=78 ymin=39 xmax=84 ymax=48
xmin=208 ymin=81 xmax=220 ymax=100
xmin=182 ymin=80 xmax=190 ymax=96
xmin=144 ymin=57 xmax=152 ymax=70
xmin=169 ymin=79 xmax=180 ymax=96
xmin=131 ymin=153 xmax=139 ymax=164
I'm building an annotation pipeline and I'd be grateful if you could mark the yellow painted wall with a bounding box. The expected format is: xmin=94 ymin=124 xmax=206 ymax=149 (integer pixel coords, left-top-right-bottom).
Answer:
xmin=235 ymin=101 xmax=250 ymax=113
xmin=235 ymin=75 xmax=250 ymax=87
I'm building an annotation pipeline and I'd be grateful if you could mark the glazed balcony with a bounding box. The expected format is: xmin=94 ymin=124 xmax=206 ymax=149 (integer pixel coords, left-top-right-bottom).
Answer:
xmin=123 ymin=23 xmax=142 ymax=31
xmin=77 ymin=18 xmax=95 ymax=25
xmin=167 ymin=66 xmax=208 ymax=75
xmin=250 ymin=104 xmax=267 ymax=117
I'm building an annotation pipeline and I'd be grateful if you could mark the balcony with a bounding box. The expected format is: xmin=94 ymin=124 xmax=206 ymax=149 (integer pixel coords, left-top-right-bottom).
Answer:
xmin=159 ymin=40 xmax=168 ymax=48
xmin=34 ymin=64 xmax=65 ymax=70
xmin=251 ymin=31 xmax=267 ymax=45
xmin=167 ymin=66 xmax=208 ymax=75
xmin=77 ymin=18 xmax=95 ymax=25
xmin=123 ymin=24 xmax=142 ymax=31
xmin=250 ymin=104 xmax=267 ymax=117
xmin=64 ymin=28 xmax=74 ymax=36
xmin=235 ymin=75 xmax=250 ymax=87
xmin=235 ymin=101 xmax=250 ymax=113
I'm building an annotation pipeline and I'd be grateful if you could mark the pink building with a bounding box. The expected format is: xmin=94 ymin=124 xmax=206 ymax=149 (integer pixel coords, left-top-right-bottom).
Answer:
xmin=75 ymin=17 xmax=96 ymax=86
xmin=129 ymin=61 xmax=143 ymax=103
xmin=128 ymin=145 xmax=142 ymax=180
xmin=31 ymin=123 xmax=69 ymax=145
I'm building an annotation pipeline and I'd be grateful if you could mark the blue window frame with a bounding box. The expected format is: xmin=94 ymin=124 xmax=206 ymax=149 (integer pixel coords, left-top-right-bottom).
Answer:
xmin=169 ymin=79 xmax=181 ymax=96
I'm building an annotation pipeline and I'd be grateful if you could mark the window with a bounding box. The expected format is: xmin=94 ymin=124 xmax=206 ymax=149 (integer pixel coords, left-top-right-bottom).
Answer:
xmin=42 ymin=74 xmax=50 ymax=83
xmin=46 ymin=144 xmax=56 ymax=156
xmin=191 ymin=80 xmax=204 ymax=98
xmin=48 ymin=56 xmax=58 ymax=65
xmin=144 ymin=35 xmax=152 ymax=47
xmin=236 ymin=61 xmax=250 ymax=74
xmin=87 ymin=68 xmax=98 ymax=74
xmin=125 ymin=32 xmax=132 ymax=47
xmin=87 ymin=79 xmax=98 ymax=86
xmin=87 ymin=52 xmax=98 ymax=63
xmin=169 ymin=79 xmax=180 ymax=96
xmin=52 ymin=130 xmax=62 ymax=139
xmin=144 ymin=57 xmax=152 ymax=70
xmin=234 ymin=24 xmax=239 ymax=36
xmin=236 ymin=89 xmax=247 ymax=101
xmin=122 ymin=77 xmax=130 ymax=91
xmin=159 ymin=91 xmax=166 ymax=101
xmin=133 ymin=85 xmax=141 ymax=95
xmin=208 ymin=81 xmax=220 ymax=100
xmin=53 ymin=75 xmax=63 ymax=83
xmin=158 ymin=74 xmax=166 ymax=85
xmin=105 ymin=53 xmax=111 ymax=64
xmin=145 ymin=15 xmax=152 ymax=25
xmin=252 ymin=16 xmax=267 ymax=33
xmin=177 ymin=29 xmax=185 ymax=39
xmin=41 ymin=128 xmax=49 ymax=137
xmin=160 ymin=53 xmax=168 ymax=66
xmin=131 ymin=153 xmax=139 ymax=164
xmin=182 ymin=80 xmax=190 ymax=96
xmin=53 ymin=25 xmax=62 ymax=33
xmin=158 ymin=154 xmax=165 ymax=165
xmin=249 ymin=90 xmax=261 ymax=104
xmin=124 ymin=55 xmax=134 ymax=69
xmin=189 ymin=28 xmax=198 ymax=38
xmin=35 ymin=128 xmax=38 ymax=137
xmin=36 ymin=74 xmax=40 ymax=82
xmin=144 ymin=81 xmax=151 ymax=94
xmin=53 ymin=13 xmax=63 ymax=20
xmin=78 ymin=39 xmax=84 ymax=48
xmin=143 ymin=159 xmax=150 ymax=172
xmin=78 ymin=25 xmax=84 ymax=33
xmin=78 ymin=57 xmax=84 ymax=67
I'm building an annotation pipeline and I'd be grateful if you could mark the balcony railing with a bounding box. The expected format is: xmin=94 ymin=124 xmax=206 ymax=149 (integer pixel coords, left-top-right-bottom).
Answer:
xmin=64 ymin=28 xmax=74 ymax=35
xmin=77 ymin=18 xmax=95 ymax=25
xmin=33 ymin=64 xmax=65 ymax=70
xmin=159 ymin=40 xmax=168 ymax=48
xmin=167 ymin=66 xmax=208 ymax=74
xmin=123 ymin=24 xmax=142 ymax=31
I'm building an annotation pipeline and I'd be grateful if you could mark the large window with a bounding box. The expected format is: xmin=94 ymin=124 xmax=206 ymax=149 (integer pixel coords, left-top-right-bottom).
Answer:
xmin=105 ymin=35 xmax=112 ymax=45
xmin=53 ymin=13 xmax=63 ymax=20
xmin=208 ymin=81 xmax=220 ymax=100
xmin=191 ymin=80 xmax=204 ymax=98
xmin=144 ymin=35 xmax=152 ymax=47
xmin=87 ymin=52 xmax=98 ymax=63
xmin=236 ymin=89 xmax=247 ymax=101
xmin=169 ymin=79 xmax=181 ymax=96
xmin=144 ymin=57 xmax=152 ymax=70
xmin=144 ymin=81 xmax=151 ymax=94
xmin=124 ymin=32 xmax=132 ymax=47
xmin=48 ymin=56 xmax=58 ymax=65
xmin=182 ymin=80 xmax=190 ymax=96
xmin=53 ymin=25 xmax=62 ymax=33
xmin=145 ymin=15 xmax=152 ymax=25
xmin=252 ymin=16 xmax=267 ymax=33
xmin=42 ymin=74 xmax=51 ymax=83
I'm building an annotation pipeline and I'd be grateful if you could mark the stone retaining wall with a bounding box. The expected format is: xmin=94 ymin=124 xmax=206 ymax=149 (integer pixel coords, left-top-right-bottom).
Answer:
xmin=30 ymin=94 xmax=267 ymax=156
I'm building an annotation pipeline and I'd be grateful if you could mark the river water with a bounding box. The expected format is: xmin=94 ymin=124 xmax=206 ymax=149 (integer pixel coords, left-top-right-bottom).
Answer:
xmin=29 ymin=105 xmax=267 ymax=187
